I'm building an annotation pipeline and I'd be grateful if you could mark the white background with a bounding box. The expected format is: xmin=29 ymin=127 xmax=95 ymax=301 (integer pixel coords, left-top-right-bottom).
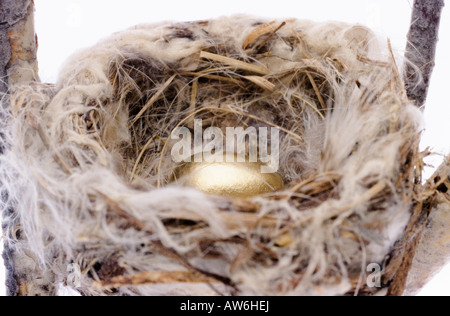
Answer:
xmin=1 ymin=0 xmax=449 ymax=296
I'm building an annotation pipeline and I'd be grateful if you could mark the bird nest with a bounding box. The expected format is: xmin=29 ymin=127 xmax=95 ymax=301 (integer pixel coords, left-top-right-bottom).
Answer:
xmin=1 ymin=16 xmax=429 ymax=296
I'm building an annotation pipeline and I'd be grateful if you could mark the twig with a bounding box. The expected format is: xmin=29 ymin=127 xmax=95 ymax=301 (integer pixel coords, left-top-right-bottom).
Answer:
xmin=130 ymin=74 xmax=176 ymax=125
xmin=243 ymin=21 xmax=276 ymax=49
xmin=244 ymin=75 xmax=275 ymax=92
xmin=200 ymin=51 xmax=270 ymax=75
xmin=1 ymin=0 xmax=39 ymax=296
xmin=387 ymin=39 xmax=407 ymax=99
xmin=181 ymin=71 xmax=245 ymax=87
xmin=95 ymin=270 xmax=220 ymax=289
xmin=151 ymin=241 xmax=236 ymax=290
xmin=129 ymin=135 xmax=158 ymax=182
xmin=404 ymin=0 xmax=445 ymax=108
xmin=97 ymin=191 xmax=237 ymax=291
xmin=305 ymin=72 xmax=326 ymax=111
xmin=255 ymin=22 xmax=286 ymax=51
xmin=188 ymin=79 xmax=198 ymax=129
xmin=291 ymin=93 xmax=325 ymax=120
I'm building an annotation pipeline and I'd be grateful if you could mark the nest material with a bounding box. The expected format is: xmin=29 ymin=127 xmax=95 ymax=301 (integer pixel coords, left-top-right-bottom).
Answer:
xmin=1 ymin=16 xmax=428 ymax=296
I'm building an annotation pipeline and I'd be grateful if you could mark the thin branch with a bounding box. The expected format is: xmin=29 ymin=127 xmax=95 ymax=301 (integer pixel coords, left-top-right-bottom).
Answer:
xmin=95 ymin=270 xmax=220 ymax=290
xmin=404 ymin=0 xmax=445 ymax=108
xmin=1 ymin=0 xmax=38 ymax=297
xmin=404 ymin=157 xmax=450 ymax=296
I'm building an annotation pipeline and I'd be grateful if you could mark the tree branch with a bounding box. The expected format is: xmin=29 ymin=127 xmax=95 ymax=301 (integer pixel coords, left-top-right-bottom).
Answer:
xmin=1 ymin=0 xmax=40 ymax=296
xmin=404 ymin=0 xmax=445 ymax=108
xmin=404 ymin=157 xmax=450 ymax=296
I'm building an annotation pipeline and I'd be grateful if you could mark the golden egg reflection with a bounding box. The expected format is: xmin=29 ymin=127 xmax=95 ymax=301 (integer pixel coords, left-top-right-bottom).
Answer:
xmin=176 ymin=153 xmax=283 ymax=198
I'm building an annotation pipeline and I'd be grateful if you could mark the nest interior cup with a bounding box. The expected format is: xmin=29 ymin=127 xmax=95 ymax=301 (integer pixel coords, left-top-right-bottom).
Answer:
xmin=1 ymin=15 xmax=426 ymax=296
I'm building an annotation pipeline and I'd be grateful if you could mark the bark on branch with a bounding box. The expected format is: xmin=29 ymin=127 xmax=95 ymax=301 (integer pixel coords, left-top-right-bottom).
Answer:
xmin=1 ymin=0 xmax=39 ymax=296
xmin=404 ymin=0 xmax=445 ymax=108
xmin=405 ymin=157 xmax=450 ymax=296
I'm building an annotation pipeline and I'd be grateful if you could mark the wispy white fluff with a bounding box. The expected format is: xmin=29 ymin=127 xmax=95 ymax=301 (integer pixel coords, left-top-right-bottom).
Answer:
xmin=0 ymin=15 xmax=423 ymax=296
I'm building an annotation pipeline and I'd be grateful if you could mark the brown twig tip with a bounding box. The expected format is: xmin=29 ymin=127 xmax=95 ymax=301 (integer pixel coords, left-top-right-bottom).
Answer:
xmin=404 ymin=0 xmax=445 ymax=108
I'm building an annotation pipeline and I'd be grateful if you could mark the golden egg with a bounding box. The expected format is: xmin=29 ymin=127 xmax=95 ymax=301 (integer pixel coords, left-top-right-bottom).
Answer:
xmin=176 ymin=153 xmax=283 ymax=198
